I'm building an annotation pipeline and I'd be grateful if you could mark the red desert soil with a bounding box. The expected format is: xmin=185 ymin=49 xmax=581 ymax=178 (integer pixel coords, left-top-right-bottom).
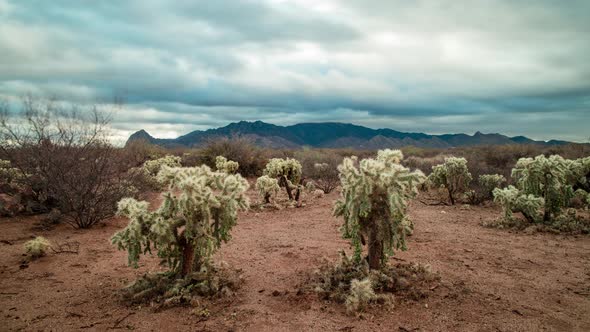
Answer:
xmin=1 ymin=189 xmax=589 ymax=332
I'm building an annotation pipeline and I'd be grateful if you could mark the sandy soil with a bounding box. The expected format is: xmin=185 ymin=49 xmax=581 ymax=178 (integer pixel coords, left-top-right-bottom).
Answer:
xmin=1 ymin=189 xmax=589 ymax=332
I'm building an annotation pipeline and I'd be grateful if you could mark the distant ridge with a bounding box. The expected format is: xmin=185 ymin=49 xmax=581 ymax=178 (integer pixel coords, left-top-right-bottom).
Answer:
xmin=126 ymin=121 xmax=572 ymax=149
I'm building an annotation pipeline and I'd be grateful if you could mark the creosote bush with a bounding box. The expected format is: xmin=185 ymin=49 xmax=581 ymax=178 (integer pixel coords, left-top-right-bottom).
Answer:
xmin=255 ymin=175 xmax=280 ymax=204
xmin=428 ymin=157 xmax=472 ymax=205
xmin=465 ymin=174 xmax=506 ymax=204
xmin=334 ymin=149 xmax=425 ymax=270
xmin=24 ymin=236 xmax=51 ymax=259
xmin=215 ymin=156 xmax=239 ymax=174
xmin=263 ymin=158 xmax=303 ymax=201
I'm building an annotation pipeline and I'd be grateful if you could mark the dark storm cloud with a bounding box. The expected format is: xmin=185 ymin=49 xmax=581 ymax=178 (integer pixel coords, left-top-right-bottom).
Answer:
xmin=0 ymin=0 xmax=588 ymax=142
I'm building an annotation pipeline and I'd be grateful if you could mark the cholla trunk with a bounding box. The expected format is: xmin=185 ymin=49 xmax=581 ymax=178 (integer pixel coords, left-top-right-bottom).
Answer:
xmin=279 ymin=175 xmax=293 ymax=200
xmin=180 ymin=239 xmax=196 ymax=277
xmin=264 ymin=193 xmax=271 ymax=204
xmin=368 ymin=220 xmax=383 ymax=270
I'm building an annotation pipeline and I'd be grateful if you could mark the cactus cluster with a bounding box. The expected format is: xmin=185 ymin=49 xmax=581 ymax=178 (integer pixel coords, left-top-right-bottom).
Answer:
xmin=112 ymin=164 xmax=249 ymax=276
xmin=215 ymin=156 xmax=239 ymax=174
xmin=333 ymin=149 xmax=425 ymax=270
xmin=428 ymin=157 xmax=472 ymax=205
xmin=493 ymin=155 xmax=590 ymax=224
xmin=137 ymin=155 xmax=182 ymax=189
xmin=255 ymin=175 xmax=281 ymax=203
xmin=263 ymin=158 xmax=303 ymax=201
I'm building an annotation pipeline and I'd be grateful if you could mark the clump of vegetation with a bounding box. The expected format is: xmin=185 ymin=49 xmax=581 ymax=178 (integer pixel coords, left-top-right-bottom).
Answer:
xmin=428 ymin=157 xmax=472 ymax=205
xmin=255 ymin=175 xmax=280 ymax=204
xmin=112 ymin=164 xmax=249 ymax=304
xmin=1 ymin=96 xmax=142 ymax=228
xmin=334 ymin=149 xmax=425 ymax=270
xmin=24 ymin=236 xmax=51 ymax=259
xmin=263 ymin=158 xmax=303 ymax=201
xmin=199 ymin=137 xmax=268 ymax=177
xmin=309 ymin=252 xmax=439 ymax=313
xmin=294 ymin=149 xmax=342 ymax=194
xmin=215 ymin=156 xmax=239 ymax=174
xmin=465 ymin=174 xmax=506 ymax=204
xmin=138 ymin=155 xmax=182 ymax=189
xmin=490 ymin=155 xmax=590 ymax=233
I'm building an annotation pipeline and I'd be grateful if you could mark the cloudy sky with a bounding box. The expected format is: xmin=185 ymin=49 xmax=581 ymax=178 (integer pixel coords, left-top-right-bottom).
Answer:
xmin=1 ymin=0 xmax=589 ymax=143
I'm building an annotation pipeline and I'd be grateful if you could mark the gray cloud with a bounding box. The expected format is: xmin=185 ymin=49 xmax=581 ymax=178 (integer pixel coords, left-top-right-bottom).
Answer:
xmin=0 ymin=0 xmax=588 ymax=142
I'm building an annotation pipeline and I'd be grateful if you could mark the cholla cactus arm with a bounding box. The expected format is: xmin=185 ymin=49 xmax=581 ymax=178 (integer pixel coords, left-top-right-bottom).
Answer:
xmin=428 ymin=157 xmax=472 ymax=205
xmin=255 ymin=175 xmax=280 ymax=203
xmin=113 ymin=165 xmax=249 ymax=276
xmin=140 ymin=155 xmax=182 ymax=190
xmin=215 ymin=156 xmax=239 ymax=174
xmin=493 ymin=186 xmax=544 ymax=223
xmin=334 ymin=150 xmax=425 ymax=270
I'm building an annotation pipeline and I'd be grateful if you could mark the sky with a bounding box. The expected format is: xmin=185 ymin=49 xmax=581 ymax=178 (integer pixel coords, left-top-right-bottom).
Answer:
xmin=0 ymin=0 xmax=589 ymax=143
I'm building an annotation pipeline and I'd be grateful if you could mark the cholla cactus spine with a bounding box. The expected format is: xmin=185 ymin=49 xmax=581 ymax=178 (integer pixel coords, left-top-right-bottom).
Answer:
xmin=112 ymin=165 xmax=249 ymax=276
xmin=215 ymin=156 xmax=239 ymax=174
xmin=334 ymin=149 xmax=425 ymax=270
xmin=255 ymin=175 xmax=280 ymax=203
xmin=428 ymin=157 xmax=472 ymax=205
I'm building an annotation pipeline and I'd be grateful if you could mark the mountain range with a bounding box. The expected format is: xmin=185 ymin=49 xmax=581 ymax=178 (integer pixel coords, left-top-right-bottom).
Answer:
xmin=126 ymin=121 xmax=571 ymax=149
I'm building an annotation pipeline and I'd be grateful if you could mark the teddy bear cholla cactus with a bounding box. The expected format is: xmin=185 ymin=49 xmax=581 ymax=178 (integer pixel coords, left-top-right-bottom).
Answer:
xmin=255 ymin=175 xmax=280 ymax=204
xmin=493 ymin=155 xmax=590 ymax=224
xmin=112 ymin=164 xmax=249 ymax=277
xmin=334 ymin=149 xmax=425 ymax=270
xmin=428 ymin=157 xmax=472 ymax=205
xmin=215 ymin=156 xmax=239 ymax=174
xmin=24 ymin=236 xmax=51 ymax=259
xmin=263 ymin=158 xmax=302 ymax=201
xmin=136 ymin=155 xmax=182 ymax=190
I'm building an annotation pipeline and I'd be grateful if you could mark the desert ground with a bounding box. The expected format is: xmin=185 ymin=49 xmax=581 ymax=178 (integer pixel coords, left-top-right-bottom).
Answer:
xmin=1 ymin=188 xmax=589 ymax=332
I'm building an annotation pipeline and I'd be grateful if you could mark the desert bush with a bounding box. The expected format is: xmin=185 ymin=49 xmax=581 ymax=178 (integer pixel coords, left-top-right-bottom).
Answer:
xmin=24 ymin=236 xmax=51 ymax=259
xmin=199 ymin=137 xmax=268 ymax=177
xmin=428 ymin=157 xmax=472 ymax=205
xmin=403 ymin=154 xmax=449 ymax=174
xmin=255 ymin=175 xmax=280 ymax=204
xmin=112 ymin=164 xmax=249 ymax=277
xmin=0 ymin=96 xmax=140 ymax=228
xmin=334 ymin=149 xmax=425 ymax=270
xmin=215 ymin=155 xmax=239 ymax=174
xmin=465 ymin=174 xmax=506 ymax=204
xmin=294 ymin=149 xmax=341 ymax=193
xmin=263 ymin=158 xmax=303 ymax=201
xmin=122 ymin=139 xmax=168 ymax=167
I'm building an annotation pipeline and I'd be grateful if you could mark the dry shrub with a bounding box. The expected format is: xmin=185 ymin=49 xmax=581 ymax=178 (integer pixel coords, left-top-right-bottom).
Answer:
xmin=120 ymin=263 xmax=242 ymax=307
xmin=0 ymin=96 xmax=141 ymax=228
xmin=294 ymin=148 xmax=342 ymax=193
xmin=307 ymin=252 xmax=439 ymax=313
xmin=198 ymin=137 xmax=268 ymax=177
